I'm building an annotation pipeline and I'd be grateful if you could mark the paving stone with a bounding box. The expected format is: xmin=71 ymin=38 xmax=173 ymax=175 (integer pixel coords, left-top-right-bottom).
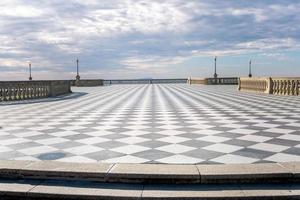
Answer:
xmin=0 ymin=84 xmax=299 ymax=164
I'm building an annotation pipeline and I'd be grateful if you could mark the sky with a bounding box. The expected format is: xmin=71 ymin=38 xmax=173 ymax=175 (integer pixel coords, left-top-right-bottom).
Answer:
xmin=0 ymin=0 xmax=300 ymax=80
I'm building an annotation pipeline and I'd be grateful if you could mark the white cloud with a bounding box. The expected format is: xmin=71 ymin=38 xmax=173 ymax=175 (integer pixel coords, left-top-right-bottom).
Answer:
xmin=0 ymin=0 xmax=300 ymax=79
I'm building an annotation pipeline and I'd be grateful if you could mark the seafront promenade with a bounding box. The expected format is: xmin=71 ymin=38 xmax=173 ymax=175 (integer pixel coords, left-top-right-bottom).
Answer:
xmin=1 ymin=84 xmax=299 ymax=164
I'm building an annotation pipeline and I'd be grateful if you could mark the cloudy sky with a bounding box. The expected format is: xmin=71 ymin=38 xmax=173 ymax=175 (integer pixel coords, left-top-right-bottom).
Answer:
xmin=0 ymin=0 xmax=300 ymax=80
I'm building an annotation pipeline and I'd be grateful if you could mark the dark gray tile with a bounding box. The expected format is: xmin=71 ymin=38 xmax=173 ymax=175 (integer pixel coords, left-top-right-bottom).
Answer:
xmin=180 ymin=140 xmax=213 ymax=148
xmin=138 ymin=140 xmax=170 ymax=148
xmin=133 ymin=149 xmax=173 ymax=161
xmin=233 ymin=148 xmax=274 ymax=160
xmin=84 ymin=150 xmax=125 ymax=161
xmin=183 ymin=149 xmax=224 ymax=160
xmin=224 ymin=139 xmax=256 ymax=147
xmin=267 ymin=138 xmax=299 ymax=147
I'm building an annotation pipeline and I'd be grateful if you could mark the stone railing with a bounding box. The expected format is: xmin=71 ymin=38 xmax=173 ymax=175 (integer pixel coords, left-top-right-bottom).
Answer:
xmin=71 ymin=79 xmax=104 ymax=87
xmin=0 ymin=80 xmax=71 ymax=101
xmin=188 ymin=77 xmax=238 ymax=85
xmin=238 ymin=77 xmax=300 ymax=95
xmin=272 ymin=77 xmax=300 ymax=95
xmin=104 ymin=79 xmax=188 ymax=85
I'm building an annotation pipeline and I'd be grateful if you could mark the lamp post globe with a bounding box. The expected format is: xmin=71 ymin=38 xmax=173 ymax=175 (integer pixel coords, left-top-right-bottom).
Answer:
xmin=28 ymin=62 xmax=32 ymax=81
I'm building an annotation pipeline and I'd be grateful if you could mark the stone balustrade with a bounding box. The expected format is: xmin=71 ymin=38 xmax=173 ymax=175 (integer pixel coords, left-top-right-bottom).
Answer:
xmin=0 ymin=80 xmax=71 ymax=102
xmin=188 ymin=77 xmax=238 ymax=85
xmin=70 ymin=79 xmax=104 ymax=87
xmin=238 ymin=77 xmax=300 ymax=95
xmin=272 ymin=77 xmax=300 ymax=96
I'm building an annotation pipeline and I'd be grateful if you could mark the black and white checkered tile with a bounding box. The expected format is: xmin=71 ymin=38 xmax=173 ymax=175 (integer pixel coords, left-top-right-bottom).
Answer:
xmin=0 ymin=84 xmax=300 ymax=164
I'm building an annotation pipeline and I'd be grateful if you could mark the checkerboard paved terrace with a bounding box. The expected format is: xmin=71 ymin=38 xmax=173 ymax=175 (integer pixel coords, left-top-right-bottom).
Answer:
xmin=0 ymin=84 xmax=300 ymax=164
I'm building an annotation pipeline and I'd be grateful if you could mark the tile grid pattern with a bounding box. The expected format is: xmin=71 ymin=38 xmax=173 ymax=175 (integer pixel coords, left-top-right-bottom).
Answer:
xmin=0 ymin=84 xmax=300 ymax=164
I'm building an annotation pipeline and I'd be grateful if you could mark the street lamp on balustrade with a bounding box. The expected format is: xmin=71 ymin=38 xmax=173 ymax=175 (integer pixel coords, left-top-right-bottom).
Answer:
xmin=28 ymin=62 xmax=32 ymax=81
xmin=214 ymin=56 xmax=218 ymax=79
xmin=76 ymin=58 xmax=80 ymax=81
xmin=249 ymin=60 xmax=252 ymax=78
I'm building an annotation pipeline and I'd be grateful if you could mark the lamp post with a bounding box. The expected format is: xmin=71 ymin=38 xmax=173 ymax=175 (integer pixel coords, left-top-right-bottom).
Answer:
xmin=76 ymin=58 xmax=80 ymax=81
xmin=214 ymin=56 xmax=218 ymax=79
xmin=249 ymin=60 xmax=252 ymax=78
xmin=28 ymin=62 xmax=32 ymax=81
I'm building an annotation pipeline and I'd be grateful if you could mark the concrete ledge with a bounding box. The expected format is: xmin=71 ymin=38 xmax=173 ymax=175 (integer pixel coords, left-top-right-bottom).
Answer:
xmin=1 ymin=180 xmax=300 ymax=200
xmin=0 ymin=161 xmax=299 ymax=184
xmin=106 ymin=164 xmax=200 ymax=183
xmin=197 ymin=163 xmax=293 ymax=184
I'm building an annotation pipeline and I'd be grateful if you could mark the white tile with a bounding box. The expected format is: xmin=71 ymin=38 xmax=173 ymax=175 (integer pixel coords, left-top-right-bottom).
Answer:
xmin=238 ymin=135 xmax=272 ymax=143
xmin=18 ymin=146 xmax=57 ymax=156
xmin=211 ymin=154 xmax=258 ymax=164
xmin=157 ymin=130 xmax=185 ymax=136
xmin=13 ymin=156 xmax=39 ymax=161
xmin=103 ymin=155 xmax=149 ymax=164
xmin=204 ymin=144 xmax=243 ymax=153
xmin=28 ymin=126 xmax=53 ymax=131
xmin=50 ymin=131 xmax=80 ymax=137
xmin=92 ymin=125 xmax=116 ymax=130
xmin=287 ymin=123 xmax=300 ymax=127
xmin=197 ymin=136 xmax=230 ymax=143
xmin=157 ymin=155 xmax=204 ymax=164
xmin=1 ymin=138 xmax=30 ymax=145
xmin=36 ymin=137 xmax=70 ymax=145
xmin=158 ymin=136 xmax=190 ymax=144
xmin=14 ymin=131 xmax=44 ymax=138
xmin=221 ymin=124 xmax=248 ymax=129
xmin=193 ymin=130 xmax=222 ymax=135
xmin=121 ymin=130 xmax=150 ymax=136
xmin=116 ymin=137 xmax=150 ymax=144
xmin=125 ymin=125 xmax=150 ymax=130
xmin=0 ymin=146 xmax=13 ymax=153
xmin=189 ymin=124 xmax=215 ymax=129
xmin=85 ymin=131 xmax=115 ymax=137
xmin=228 ymin=129 xmax=258 ymax=135
xmin=249 ymin=143 xmax=289 ymax=153
xmin=64 ymin=145 xmax=104 ymax=155
xmin=265 ymin=153 xmax=300 ymax=162
xmin=158 ymin=124 xmax=182 ymax=130
xmin=214 ymin=120 xmax=239 ymax=124
xmin=156 ymin=144 xmax=196 ymax=154
xmin=0 ymin=131 xmax=9 ymax=136
xmin=111 ymin=145 xmax=150 ymax=154
xmin=61 ymin=126 xmax=85 ymax=131
xmin=254 ymin=123 xmax=280 ymax=128
xmin=57 ymin=156 xmax=97 ymax=163
xmin=278 ymin=134 xmax=300 ymax=142
xmin=76 ymin=137 xmax=111 ymax=145
xmin=264 ymin=128 xmax=295 ymax=134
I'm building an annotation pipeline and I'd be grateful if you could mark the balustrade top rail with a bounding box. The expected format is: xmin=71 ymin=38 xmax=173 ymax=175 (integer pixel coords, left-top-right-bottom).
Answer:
xmin=188 ymin=77 xmax=238 ymax=85
xmin=104 ymin=79 xmax=188 ymax=85
xmin=239 ymin=77 xmax=300 ymax=96
xmin=0 ymin=80 xmax=71 ymax=102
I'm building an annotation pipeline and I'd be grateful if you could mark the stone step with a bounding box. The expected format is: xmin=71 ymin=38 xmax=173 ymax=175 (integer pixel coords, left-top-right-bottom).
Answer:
xmin=0 ymin=179 xmax=300 ymax=200
xmin=0 ymin=161 xmax=299 ymax=184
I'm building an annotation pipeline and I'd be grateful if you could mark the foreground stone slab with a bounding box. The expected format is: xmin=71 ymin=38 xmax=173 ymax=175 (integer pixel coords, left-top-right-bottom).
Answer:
xmin=1 ymin=179 xmax=300 ymax=200
xmin=0 ymin=160 xmax=112 ymax=181
xmin=142 ymin=184 xmax=244 ymax=200
xmin=1 ymin=161 xmax=300 ymax=184
xmin=280 ymin=162 xmax=300 ymax=178
xmin=0 ymin=179 xmax=39 ymax=199
xmin=107 ymin=163 xmax=200 ymax=183
xmin=197 ymin=163 xmax=292 ymax=183
xmin=30 ymin=181 xmax=142 ymax=200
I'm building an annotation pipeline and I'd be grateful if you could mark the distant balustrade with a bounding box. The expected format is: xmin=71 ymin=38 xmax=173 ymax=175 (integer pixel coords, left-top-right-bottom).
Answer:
xmin=238 ymin=77 xmax=300 ymax=96
xmin=104 ymin=79 xmax=188 ymax=85
xmin=0 ymin=80 xmax=71 ymax=102
xmin=71 ymin=79 xmax=104 ymax=87
xmin=188 ymin=77 xmax=238 ymax=85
